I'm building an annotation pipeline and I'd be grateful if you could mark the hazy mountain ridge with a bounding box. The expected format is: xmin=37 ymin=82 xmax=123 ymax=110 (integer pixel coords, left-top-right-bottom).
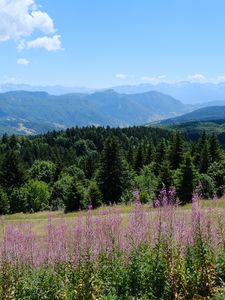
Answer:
xmin=113 ymin=82 xmax=225 ymax=104
xmin=0 ymin=84 xmax=94 ymax=95
xmin=3 ymin=82 xmax=225 ymax=104
xmin=0 ymin=90 xmax=187 ymax=135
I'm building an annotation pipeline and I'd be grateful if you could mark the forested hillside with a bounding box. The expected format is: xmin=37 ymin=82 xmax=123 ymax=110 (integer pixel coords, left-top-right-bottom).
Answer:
xmin=0 ymin=90 xmax=188 ymax=134
xmin=0 ymin=125 xmax=223 ymax=214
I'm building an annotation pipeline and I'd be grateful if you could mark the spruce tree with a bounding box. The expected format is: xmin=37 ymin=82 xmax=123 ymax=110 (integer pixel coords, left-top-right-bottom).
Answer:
xmin=158 ymin=160 xmax=173 ymax=191
xmin=169 ymin=131 xmax=184 ymax=169
xmin=199 ymin=142 xmax=211 ymax=173
xmin=176 ymin=154 xmax=198 ymax=204
xmin=98 ymin=136 xmax=126 ymax=204
xmin=154 ymin=138 xmax=167 ymax=175
xmin=145 ymin=141 xmax=155 ymax=165
xmin=193 ymin=131 xmax=211 ymax=173
xmin=127 ymin=144 xmax=135 ymax=168
xmin=209 ymin=133 xmax=222 ymax=163
xmin=0 ymin=150 xmax=25 ymax=189
xmin=134 ymin=143 xmax=145 ymax=172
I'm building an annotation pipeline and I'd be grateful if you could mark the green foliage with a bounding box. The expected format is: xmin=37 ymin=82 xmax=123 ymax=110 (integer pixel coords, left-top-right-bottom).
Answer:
xmin=135 ymin=165 xmax=158 ymax=202
xmin=64 ymin=179 xmax=85 ymax=212
xmin=199 ymin=173 xmax=215 ymax=199
xmin=52 ymin=173 xmax=86 ymax=212
xmin=13 ymin=267 xmax=66 ymax=300
xmin=19 ymin=180 xmax=50 ymax=212
xmin=28 ymin=160 xmax=57 ymax=183
xmin=62 ymin=165 xmax=86 ymax=182
xmin=51 ymin=175 xmax=73 ymax=210
xmin=208 ymin=161 xmax=225 ymax=196
xmin=88 ymin=180 xmax=102 ymax=208
xmin=0 ymin=124 xmax=224 ymax=213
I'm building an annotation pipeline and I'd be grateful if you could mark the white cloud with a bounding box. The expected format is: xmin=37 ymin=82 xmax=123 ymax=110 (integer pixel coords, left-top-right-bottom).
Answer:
xmin=187 ymin=73 xmax=206 ymax=82
xmin=116 ymin=73 xmax=127 ymax=80
xmin=27 ymin=35 xmax=62 ymax=51
xmin=17 ymin=58 xmax=29 ymax=65
xmin=0 ymin=0 xmax=61 ymax=51
xmin=216 ymin=75 xmax=225 ymax=82
xmin=141 ymin=75 xmax=166 ymax=84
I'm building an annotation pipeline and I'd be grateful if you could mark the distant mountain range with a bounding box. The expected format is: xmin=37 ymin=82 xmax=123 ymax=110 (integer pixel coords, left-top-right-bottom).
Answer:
xmin=3 ymin=82 xmax=225 ymax=104
xmin=0 ymin=83 xmax=94 ymax=95
xmin=159 ymin=106 xmax=225 ymax=125
xmin=2 ymin=84 xmax=225 ymax=135
xmin=113 ymin=82 xmax=225 ymax=104
xmin=0 ymin=90 xmax=188 ymax=135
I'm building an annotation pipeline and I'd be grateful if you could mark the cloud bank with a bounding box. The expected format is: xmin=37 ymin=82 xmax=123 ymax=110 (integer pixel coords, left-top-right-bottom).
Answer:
xmin=0 ymin=0 xmax=62 ymax=51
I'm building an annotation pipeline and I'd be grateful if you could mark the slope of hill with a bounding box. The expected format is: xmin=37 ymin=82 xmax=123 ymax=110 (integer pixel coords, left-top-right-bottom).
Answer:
xmin=0 ymin=90 xmax=187 ymax=135
xmin=158 ymin=106 xmax=225 ymax=125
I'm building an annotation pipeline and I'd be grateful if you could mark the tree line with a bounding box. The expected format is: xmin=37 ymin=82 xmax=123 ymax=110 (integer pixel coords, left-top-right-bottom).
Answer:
xmin=0 ymin=126 xmax=224 ymax=214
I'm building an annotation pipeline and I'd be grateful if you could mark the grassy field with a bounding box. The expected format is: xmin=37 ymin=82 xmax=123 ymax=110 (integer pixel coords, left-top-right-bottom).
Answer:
xmin=1 ymin=198 xmax=225 ymax=299
xmin=0 ymin=198 xmax=224 ymax=236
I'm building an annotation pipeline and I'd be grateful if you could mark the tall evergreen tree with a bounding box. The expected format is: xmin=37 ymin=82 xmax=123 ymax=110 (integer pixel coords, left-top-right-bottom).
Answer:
xmin=145 ymin=141 xmax=155 ymax=165
xmin=198 ymin=142 xmax=211 ymax=173
xmin=158 ymin=160 xmax=173 ymax=191
xmin=0 ymin=150 xmax=25 ymax=189
xmin=98 ymin=136 xmax=126 ymax=204
xmin=209 ymin=133 xmax=222 ymax=163
xmin=169 ymin=131 xmax=184 ymax=169
xmin=134 ymin=143 xmax=145 ymax=172
xmin=127 ymin=144 xmax=135 ymax=168
xmin=193 ymin=131 xmax=211 ymax=173
xmin=154 ymin=138 xmax=167 ymax=175
xmin=176 ymin=154 xmax=198 ymax=204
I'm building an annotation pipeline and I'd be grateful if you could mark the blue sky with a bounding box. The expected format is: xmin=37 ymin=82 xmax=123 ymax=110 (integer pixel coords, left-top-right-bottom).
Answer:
xmin=1 ymin=0 xmax=225 ymax=87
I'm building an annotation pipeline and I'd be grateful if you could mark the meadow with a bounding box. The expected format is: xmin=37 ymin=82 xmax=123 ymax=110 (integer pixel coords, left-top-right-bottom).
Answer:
xmin=0 ymin=191 xmax=225 ymax=300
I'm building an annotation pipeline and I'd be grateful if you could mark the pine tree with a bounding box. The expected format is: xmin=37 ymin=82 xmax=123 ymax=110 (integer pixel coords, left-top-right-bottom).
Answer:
xmin=98 ymin=136 xmax=126 ymax=204
xmin=176 ymin=154 xmax=198 ymax=204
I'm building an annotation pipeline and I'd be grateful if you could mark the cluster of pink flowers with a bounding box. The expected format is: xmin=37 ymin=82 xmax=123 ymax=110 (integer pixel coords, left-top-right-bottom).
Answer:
xmin=0 ymin=189 xmax=225 ymax=270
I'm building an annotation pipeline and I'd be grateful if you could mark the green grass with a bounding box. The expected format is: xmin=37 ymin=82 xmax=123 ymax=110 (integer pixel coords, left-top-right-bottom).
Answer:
xmin=0 ymin=198 xmax=224 ymax=236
